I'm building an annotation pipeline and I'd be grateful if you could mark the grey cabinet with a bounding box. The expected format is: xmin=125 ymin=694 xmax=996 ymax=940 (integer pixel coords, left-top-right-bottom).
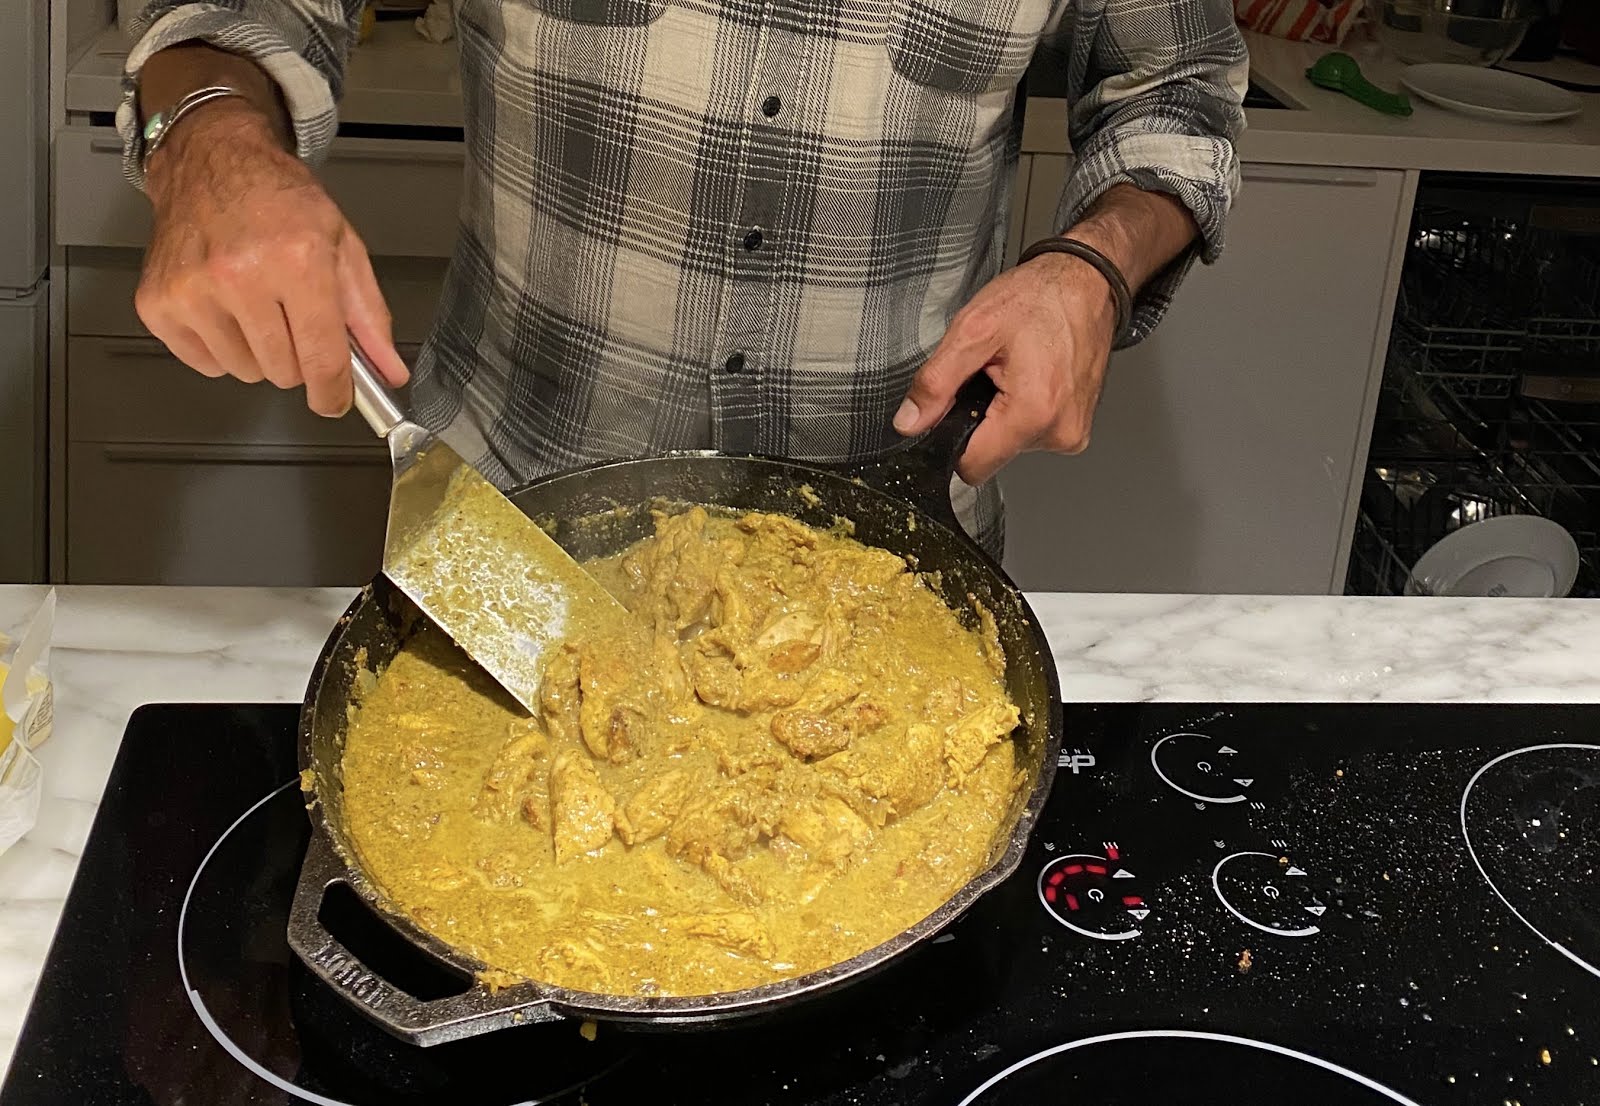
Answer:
xmin=999 ymin=160 xmax=1411 ymax=594
xmin=61 ymin=248 xmax=445 ymax=584
xmin=0 ymin=290 xmax=46 ymax=582
xmin=55 ymin=128 xmax=464 ymax=257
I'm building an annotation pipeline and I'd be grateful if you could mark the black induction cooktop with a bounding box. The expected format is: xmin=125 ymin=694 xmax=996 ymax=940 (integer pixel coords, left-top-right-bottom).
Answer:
xmin=2 ymin=702 xmax=1596 ymax=1105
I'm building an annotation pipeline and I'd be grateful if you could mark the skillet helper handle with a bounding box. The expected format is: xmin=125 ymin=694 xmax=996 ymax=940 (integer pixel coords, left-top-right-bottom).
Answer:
xmin=349 ymin=337 xmax=406 ymax=438
xmin=287 ymin=831 xmax=559 ymax=1045
xmin=860 ymin=373 xmax=998 ymax=528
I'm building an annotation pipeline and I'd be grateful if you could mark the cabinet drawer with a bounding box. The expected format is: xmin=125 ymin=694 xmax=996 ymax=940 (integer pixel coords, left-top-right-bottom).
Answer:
xmin=67 ymin=247 xmax=449 ymax=344
xmin=55 ymin=127 xmax=464 ymax=257
xmin=68 ymin=335 xmax=416 ymax=446
xmin=66 ymin=440 xmax=389 ymax=585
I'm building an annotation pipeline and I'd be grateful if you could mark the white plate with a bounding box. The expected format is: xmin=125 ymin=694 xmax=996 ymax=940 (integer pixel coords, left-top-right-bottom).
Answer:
xmin=1407 ymin=515 xmax=1580 ymax=598
xmin=1401 ymin=63 xmax=1583 ymax=123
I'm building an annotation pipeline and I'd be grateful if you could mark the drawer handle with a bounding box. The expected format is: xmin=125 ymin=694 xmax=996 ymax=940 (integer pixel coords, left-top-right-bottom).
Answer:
xmin=89 ymin=135 xmax=125 ymax=153
xmin=100 ymin=338 xmax=167 ymax=357
xmin=1241 ymin=167 xmax=1381 ymax=187
xmin=329 ymin=144 xmax=464 ymax=165
xmin=100 ymin=443 xmax=388 ymax=465
xmin=101 ymin=339 xmax=421 ymax=360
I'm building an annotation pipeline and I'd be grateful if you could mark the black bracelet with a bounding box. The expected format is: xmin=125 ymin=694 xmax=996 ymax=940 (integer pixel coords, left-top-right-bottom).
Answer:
xmin=1017 ymin=236 xmax=1134 ymax=346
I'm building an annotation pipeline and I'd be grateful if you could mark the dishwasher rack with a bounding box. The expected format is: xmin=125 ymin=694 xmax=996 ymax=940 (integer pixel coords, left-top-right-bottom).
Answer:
xmin=1348 ymin=176 xmax=1600 ymax=597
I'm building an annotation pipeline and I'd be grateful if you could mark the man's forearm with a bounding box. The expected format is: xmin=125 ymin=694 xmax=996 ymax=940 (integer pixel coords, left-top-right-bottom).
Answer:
xmin=138 ymin=42 xmax=293 ymax=151
xmin=1056 ymin=184 xmax=1199 ymax=295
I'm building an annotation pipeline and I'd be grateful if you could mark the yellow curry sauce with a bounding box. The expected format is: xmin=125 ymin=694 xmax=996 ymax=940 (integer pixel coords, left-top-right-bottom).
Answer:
xmin=341 ymin=508 xmax=1023 ymax=997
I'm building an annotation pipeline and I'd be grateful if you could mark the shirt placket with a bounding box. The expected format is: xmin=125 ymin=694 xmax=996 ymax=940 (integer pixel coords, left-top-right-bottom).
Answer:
xmin=709 ymin=4 xmax=785 ymax=455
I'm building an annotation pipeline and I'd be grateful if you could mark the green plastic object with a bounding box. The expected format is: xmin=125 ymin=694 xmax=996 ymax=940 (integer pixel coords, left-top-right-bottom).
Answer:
xmin=1306 ymin=52 xmax=1414 ymax=116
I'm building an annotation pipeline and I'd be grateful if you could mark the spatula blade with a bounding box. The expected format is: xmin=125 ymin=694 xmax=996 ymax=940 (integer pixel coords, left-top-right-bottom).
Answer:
xmin=380 ymin=442 xmax=625 ymax=714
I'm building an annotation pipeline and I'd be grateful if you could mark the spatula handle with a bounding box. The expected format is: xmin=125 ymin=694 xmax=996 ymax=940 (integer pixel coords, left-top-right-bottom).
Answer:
xmin=349 ymin=338 xmax=406 ymax=437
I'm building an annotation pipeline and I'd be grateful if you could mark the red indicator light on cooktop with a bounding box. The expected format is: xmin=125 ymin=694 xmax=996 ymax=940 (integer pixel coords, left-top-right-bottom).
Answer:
xmin=1065 ymin=894 xmax=1080 ymax=912
xmin=1106 ymin=845 xmax=1120 ymax=861
xmin=1087 ymin=864 xmax=1107 ymax=876
xmin=1049 ymin=871 xmax=1065 ymax=887
xmin=1122 ymin=895 xmax=1144 ymax=907
xmin=1045 ymin=886 xmax=1057 ymax=902
xmin=1063 ymin=864 xmax=1084 ymax=876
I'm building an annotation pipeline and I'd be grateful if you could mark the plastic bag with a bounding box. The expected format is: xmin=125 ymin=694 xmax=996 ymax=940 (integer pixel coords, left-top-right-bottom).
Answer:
xmin=0 ymin=590 xmax=56 ymax=857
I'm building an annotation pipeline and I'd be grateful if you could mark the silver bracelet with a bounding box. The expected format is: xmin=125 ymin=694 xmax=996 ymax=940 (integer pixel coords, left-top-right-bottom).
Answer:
xmin=141 ymin=85 xmax=249 ymax=172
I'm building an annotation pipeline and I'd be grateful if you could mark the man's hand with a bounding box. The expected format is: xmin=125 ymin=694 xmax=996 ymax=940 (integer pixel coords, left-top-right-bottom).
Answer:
xmin=893 ymin=185 xmax=1199 ymax=485
xmin=136 ymin=70 xmax=407 ymax=417
xmin=893 ymin=254 xmax=1115 ymax=486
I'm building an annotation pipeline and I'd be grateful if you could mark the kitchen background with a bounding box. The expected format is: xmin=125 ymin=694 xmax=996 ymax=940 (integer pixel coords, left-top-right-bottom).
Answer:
xmin=8 ymin=0 xmax=1600 ymax=595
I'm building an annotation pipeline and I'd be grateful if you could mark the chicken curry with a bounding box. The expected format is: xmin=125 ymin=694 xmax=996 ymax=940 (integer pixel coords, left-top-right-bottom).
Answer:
xmin=340 ymin=507 xmax=1023 ymax=997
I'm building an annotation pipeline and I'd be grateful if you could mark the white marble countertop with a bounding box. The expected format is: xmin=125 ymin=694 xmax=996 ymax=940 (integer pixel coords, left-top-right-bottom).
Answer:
xmin=2 ymin=585 xmax=1598 ymax=1079
xmin=66 ymin=23 xmax=1600 ymax=176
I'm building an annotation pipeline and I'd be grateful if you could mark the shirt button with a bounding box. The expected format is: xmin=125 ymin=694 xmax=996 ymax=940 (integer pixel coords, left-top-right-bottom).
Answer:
xmin=761 ymin=95 xmax=781 ymax=118
xmin=743 ymin=228 xmax=764 ymax=251
xmin=724 ymin=351 xmax=746 ymax=373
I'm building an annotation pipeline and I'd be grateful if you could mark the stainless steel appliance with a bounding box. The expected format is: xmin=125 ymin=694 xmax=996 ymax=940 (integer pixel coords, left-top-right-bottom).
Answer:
xmin=0 ymin=0 xmax=49 ymax=582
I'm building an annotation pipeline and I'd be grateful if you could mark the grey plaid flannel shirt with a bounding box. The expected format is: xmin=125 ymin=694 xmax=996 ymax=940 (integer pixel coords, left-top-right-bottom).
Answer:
xmin=120 ymin=0 xmax=1245 ymax=555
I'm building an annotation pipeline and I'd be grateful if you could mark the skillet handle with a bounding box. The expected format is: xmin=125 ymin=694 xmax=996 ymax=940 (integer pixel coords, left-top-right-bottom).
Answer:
xmin=852 ymin=373 xmax=998 ymax=529
xmin=287 ymin=830 xmax=561 ymax=1046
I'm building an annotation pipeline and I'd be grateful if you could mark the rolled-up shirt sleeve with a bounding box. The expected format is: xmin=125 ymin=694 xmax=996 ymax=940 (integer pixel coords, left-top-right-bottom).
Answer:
xmin=116 ymin=0 xmax=364 ymax=189
xmin=1054 ymin=0 xmax=1247 ymax=345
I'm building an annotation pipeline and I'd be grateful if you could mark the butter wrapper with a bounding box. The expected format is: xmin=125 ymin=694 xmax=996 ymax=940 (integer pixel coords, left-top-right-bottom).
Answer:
xmin=0 ymin=590 xmax=56 ymax=857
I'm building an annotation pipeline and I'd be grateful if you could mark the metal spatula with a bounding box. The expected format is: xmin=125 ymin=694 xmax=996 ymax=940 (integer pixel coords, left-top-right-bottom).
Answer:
xmin=349 ymin=341 xmax=631 ymax=713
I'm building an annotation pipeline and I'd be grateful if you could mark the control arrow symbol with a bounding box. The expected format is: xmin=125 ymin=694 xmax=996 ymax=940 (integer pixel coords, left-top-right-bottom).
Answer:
xmin=1234 ymin=778 xmax=1254 ymax=788
xmin=1112 ymin=869 xmax=1135 ymax=879
xmin=1127 ymin=908 xmax=1150 ymax=920
xmin=1305 ymin=905 xmax=1326 ymax=916
xmin=1286 ymin=866 xmax=1307 ymax=877
xmin=1217 ymin=746 xmax=1239 ymax=755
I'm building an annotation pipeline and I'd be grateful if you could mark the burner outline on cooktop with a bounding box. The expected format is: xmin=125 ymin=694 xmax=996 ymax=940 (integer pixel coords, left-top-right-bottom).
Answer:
xmin=176 ymin=781 xmax=590 ymax=1106
xmin=953 ymin=1030 xmax=1426 ymax=1106
xmin=1150 ymin=733 xmax=1249 ymax=804
xmin=177 ymin=781 xmax=358 ymax=1106
xmin=1211 ymin=852 xmax=1321 ymax=938
xmin=1036 ymin=855 xmax=1144 ymax=941
xmin=1460 ymin=742 xmax=1600 ymax=981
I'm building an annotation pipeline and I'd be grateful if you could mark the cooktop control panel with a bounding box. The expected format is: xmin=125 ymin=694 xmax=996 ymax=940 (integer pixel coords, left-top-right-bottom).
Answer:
xmin=1009 ymin=704 xmax=1598 ymax=1088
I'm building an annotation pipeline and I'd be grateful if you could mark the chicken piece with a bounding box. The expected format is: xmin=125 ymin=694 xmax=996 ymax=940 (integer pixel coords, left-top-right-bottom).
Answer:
xmin=688 ymin=635 xmax=744 ymax=711
xmin=578 ymin=647 xmax=648 ymax=763
xmin=473 ymin=719 xmax=548 ymax=821
xmin=618 ymin=769 xmax=694 ymax=846
xmin=975 ymin=600 xmax=1007 ymax=681
xmin=771 ymin=710 xmax=852 ymax=759
xmin=753 ymin=609 xmax=827 ymax=676
xmin=661 ymin=911 xmax=774 ymax=959
xmin=665 ymin=772 xmax=778 ymax=865
xmin=549 ymin=753 xmax=620 ymax=863
xmin=624 ymin=507 xmax=746 ymax=633
xmin=737 ymin=511 xmax=818 ymax=551
xmin=703 ymin=851 xmax=765 ymax=907
xmin=821 ymin=722 xmax=944 ymax=820
xmin=539 ymin=644 xmax=582 ymax=745
xmin=651 ymin=633 xmax=692 ymax=706
xmin=770 ymin=670 xmax=866 ymax=759
xmin=521 ymin=792 xmax=549 ymax=830
xmin=777 ymin=795 xmax=875 ymax=866
xmin=852 ymin=701 xmax=889 ymax=734
xmin=811 ymin=542 xmax=907 ymax=591
xmin=943 ymin=701 xmax=1020 ymax=787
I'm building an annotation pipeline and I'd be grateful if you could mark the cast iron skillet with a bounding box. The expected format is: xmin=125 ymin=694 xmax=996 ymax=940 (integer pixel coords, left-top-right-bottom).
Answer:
xmin=288 ymin=377 xmax=1064 ymax=1046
